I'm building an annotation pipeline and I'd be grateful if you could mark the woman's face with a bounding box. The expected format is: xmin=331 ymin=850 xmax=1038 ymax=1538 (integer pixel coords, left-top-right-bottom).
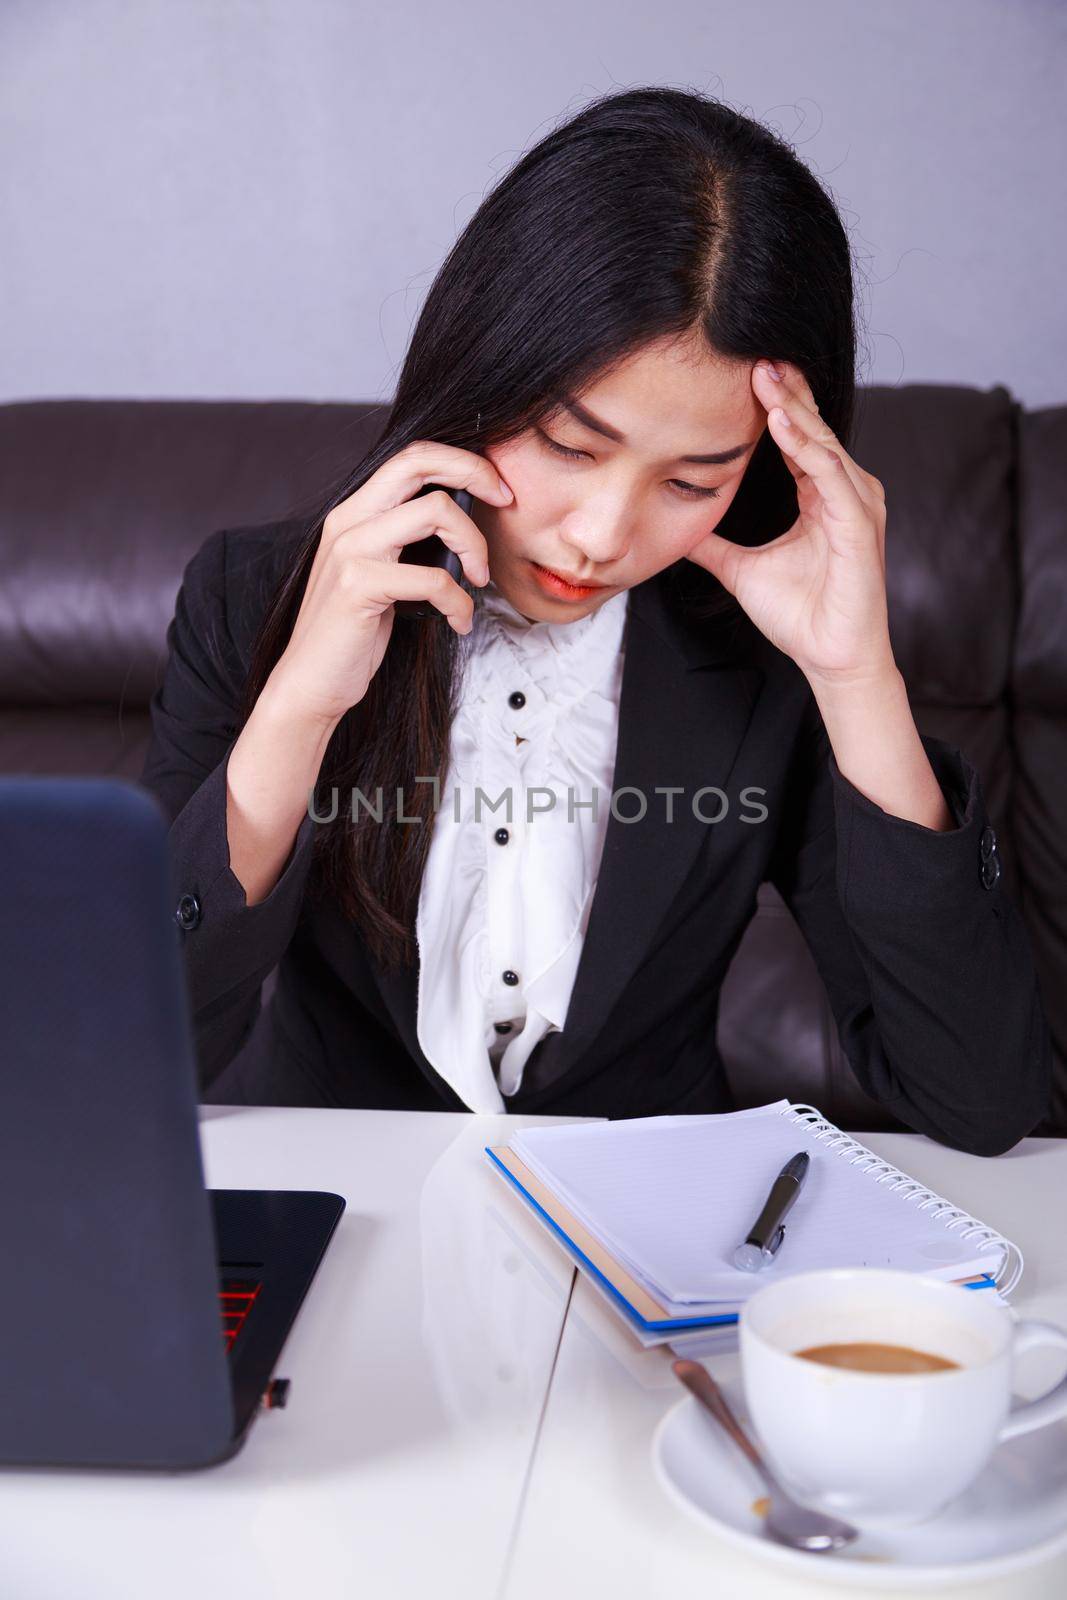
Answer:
xmin=474 ymin=329 xmax=766 ymax=623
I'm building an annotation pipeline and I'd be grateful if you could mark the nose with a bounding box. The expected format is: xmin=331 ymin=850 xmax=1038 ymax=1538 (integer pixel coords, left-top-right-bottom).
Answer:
xmin=558 ymin=483 xmax=636 ymax=569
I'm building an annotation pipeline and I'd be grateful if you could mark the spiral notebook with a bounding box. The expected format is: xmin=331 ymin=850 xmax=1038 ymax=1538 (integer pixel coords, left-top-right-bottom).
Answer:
xmin=485 ymin=1100 xmax=1022 ymax=1345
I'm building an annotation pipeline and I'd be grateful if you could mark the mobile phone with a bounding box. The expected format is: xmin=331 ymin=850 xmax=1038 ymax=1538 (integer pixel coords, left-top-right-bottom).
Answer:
xmin=393 ymin=485 xmax=476 ymax=621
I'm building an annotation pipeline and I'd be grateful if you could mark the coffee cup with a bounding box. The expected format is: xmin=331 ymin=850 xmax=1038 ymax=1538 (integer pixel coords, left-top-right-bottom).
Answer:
xmin=738 ymin=1268 xmax=1067 ymax=1528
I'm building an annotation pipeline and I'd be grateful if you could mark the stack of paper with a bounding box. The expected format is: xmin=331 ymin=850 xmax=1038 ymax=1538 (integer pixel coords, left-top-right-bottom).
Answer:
xmin=486 ymin=1102 xmax=1015 ymax=1350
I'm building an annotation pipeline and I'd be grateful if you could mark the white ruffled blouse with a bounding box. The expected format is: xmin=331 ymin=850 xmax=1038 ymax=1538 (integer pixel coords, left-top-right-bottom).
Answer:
xmin=415 ymin=577 xmax=631 ymax=1113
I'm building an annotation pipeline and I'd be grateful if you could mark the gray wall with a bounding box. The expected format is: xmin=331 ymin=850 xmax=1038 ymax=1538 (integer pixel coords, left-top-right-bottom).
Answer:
xmin=2 ymin=0 xmax=1064 ymax=407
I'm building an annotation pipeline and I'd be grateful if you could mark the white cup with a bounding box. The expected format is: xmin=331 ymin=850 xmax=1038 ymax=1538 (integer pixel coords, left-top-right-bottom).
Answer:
xmin=738 ymin=1268 xmax=1067 ymax=1528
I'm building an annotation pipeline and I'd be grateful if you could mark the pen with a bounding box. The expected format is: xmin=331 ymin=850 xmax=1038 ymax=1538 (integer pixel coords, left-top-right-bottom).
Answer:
xmin=732 ymin=1151 xmax=810 ymax=1272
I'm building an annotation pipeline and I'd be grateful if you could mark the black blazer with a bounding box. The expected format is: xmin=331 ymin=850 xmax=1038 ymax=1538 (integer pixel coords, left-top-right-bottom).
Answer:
xmin=141 ymin=518 xmax=1052 ymax=1154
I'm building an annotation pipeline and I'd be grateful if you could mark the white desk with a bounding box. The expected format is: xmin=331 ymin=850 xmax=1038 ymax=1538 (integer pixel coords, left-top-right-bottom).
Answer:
xmin=504 ymin=1131 xmax=1067 ymax=1600
xmin=1 ymin=1113 xmax=1064 ymax=1600
xmin=0 ymin=1108 xmax=577 ymax=1600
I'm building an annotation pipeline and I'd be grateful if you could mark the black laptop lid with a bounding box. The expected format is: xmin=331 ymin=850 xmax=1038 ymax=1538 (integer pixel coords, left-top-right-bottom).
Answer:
xmin=0 ymin=777 xmax=235 ymax=1468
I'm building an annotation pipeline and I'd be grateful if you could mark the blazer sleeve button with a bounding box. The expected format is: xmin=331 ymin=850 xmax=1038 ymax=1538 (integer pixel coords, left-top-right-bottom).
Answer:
xmin=979 ymin=825 xmax=997 ymax=862
xmin=174 ymin=893 xmax=202 ymax=930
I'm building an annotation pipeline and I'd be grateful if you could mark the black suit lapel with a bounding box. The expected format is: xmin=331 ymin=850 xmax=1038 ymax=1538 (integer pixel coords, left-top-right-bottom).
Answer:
xmin=372 ymin=565 xmax=765 ymax=1098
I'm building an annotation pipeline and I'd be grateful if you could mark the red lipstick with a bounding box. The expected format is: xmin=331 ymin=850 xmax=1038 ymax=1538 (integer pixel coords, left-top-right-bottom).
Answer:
xmin=528 ymin=561 xmax=608 ymax=601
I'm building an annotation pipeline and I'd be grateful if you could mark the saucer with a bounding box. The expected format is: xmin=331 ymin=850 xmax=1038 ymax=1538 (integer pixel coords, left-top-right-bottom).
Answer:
xmin=653 ymin=1392 xmax=1067 ymax=1589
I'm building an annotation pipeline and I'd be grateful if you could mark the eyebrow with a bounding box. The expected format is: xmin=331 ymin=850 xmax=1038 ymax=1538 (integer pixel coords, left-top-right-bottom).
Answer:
xmin=557 ymin=394 xmax=754 ymax=465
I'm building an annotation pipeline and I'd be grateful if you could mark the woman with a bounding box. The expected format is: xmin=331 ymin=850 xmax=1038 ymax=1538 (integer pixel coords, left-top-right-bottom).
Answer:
xmin=141 ymin=86 xmax=1051 ymax=1152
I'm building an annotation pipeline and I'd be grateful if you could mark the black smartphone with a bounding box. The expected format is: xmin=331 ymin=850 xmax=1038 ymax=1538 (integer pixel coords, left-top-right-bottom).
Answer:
xmin=393 ymin=485 xmax=476 ymax=621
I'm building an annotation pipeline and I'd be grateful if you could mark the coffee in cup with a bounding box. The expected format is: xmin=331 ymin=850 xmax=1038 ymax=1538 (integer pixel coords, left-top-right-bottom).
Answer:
xmin=738 ymin=1268 xmax=1067 ymax=1528
xmin=796 ymin=1341 xmax=959 ymax=1374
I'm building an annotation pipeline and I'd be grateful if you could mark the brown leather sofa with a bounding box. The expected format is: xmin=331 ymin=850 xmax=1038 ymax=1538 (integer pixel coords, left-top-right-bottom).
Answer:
xmin=2 ymin=387 xmax=1063 ymax=1133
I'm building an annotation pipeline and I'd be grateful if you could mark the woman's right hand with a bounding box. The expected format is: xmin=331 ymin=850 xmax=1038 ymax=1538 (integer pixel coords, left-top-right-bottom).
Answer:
xmin=262 ymin=441 xmax=514 ymax=731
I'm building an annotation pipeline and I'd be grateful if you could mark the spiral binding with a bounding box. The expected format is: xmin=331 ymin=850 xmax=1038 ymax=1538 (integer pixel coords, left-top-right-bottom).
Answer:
xmin=781 ymin=1104 xmax=1024 ymax=1297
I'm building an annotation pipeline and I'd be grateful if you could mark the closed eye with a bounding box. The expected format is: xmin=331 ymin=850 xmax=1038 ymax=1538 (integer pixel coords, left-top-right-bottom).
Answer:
xmin=537 ymin=430 xmax=721 ymax=500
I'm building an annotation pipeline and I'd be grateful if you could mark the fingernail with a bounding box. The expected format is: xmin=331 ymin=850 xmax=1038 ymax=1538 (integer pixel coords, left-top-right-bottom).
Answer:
xmin=775 ymin=407 xmax=793 ymax=428
xmin=762 ymin=361 xmax=783 ymax=381
xmin=497 ymin=479 xmax=513 ymax=502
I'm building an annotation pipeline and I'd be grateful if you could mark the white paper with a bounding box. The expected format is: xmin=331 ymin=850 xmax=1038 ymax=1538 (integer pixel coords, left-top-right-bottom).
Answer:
xmin=510 ymin=1102 xmax=1006 ymax=1307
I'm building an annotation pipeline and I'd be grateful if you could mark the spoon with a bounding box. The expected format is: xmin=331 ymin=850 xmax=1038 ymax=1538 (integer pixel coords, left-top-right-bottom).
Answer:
xmin=672 ymin=1359 xmax=859 ymax=1553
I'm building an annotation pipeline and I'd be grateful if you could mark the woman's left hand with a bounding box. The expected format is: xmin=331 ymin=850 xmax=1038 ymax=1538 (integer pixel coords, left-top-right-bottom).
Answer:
xmin=686 ymin=360 xmax=895 ymax=686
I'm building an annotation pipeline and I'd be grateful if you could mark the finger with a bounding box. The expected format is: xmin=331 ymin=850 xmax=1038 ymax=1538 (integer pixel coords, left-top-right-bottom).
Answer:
xmin=752 ymin=360 xmax=823 ymax=431
xmin=754 ymin=365 xmax=843 ymax=459
xmin=777 ymin=360 xmax=823 ymax=420
xmin=752 ymin=364 xmax=825 ymax=489
xmin=760 ymin=377 xmax=876 ymax=507
xmin=766 ymin=408 xmax=872 ymax=545
xmin=325 ymin=441 xmax=513 ymax=536
xmin=762 ymin=362 xmax=886 ymax=507
xmin=341 ymin=555 xmax=475 ymax=634
xmin=332 ymin=487 xmax=491 ymax=588
xmin=684 ymin=528 xmax=757 ymax=597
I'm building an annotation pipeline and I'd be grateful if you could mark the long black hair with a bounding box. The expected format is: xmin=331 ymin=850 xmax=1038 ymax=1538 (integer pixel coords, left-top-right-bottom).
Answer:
xmin=239 ymin=85 xmax=859 ymax=970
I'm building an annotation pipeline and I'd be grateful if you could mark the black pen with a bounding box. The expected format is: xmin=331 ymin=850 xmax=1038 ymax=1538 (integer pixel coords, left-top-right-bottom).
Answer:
xmin=732 ymin=1151 xmax=810 ymax=1272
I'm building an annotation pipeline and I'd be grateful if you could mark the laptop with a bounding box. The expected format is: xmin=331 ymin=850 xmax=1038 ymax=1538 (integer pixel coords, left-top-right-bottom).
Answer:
xmin=0 ymin=775 xmax=345 ymax=1470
